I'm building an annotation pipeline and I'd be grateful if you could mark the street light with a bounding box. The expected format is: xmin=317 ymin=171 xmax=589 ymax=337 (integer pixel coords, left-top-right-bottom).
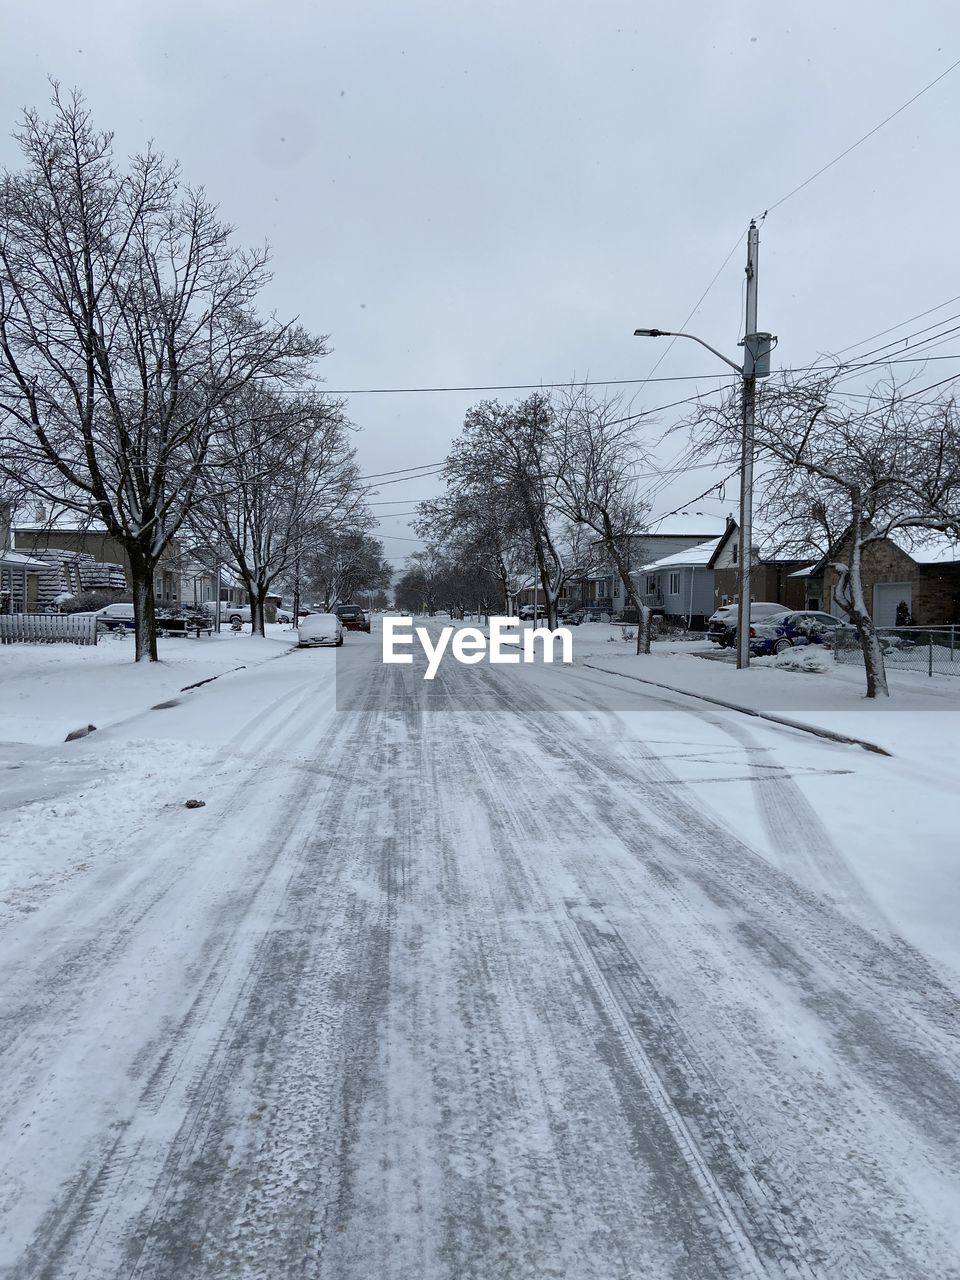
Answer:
xmin=633 ymin=223 xmax=774 ymax=669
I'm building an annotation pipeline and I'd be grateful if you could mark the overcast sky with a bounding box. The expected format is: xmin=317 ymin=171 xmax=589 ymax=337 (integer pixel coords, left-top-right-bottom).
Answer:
xmin=3 ymin=2 xmax=959 ymax=565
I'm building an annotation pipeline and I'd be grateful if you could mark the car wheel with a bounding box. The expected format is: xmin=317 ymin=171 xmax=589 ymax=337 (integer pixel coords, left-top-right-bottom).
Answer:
xmin=228 ymin=614 xmax=242 ymax=625
xmin=336 ymin=636 xmax=344 ymax=646
xmin=773 ymin=637 xmax=792 ymax=653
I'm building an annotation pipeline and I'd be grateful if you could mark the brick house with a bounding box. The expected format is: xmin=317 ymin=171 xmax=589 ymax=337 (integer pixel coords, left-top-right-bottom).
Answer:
xmin=806 ymin=531 xmax=960 ymax=626
xmin=707 ymin=518 xmax=811 ymax=611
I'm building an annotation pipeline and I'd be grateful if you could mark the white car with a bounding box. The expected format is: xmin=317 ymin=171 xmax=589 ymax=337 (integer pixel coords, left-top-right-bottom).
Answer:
xmin=297 ymin=612 xmax=344 ymax=648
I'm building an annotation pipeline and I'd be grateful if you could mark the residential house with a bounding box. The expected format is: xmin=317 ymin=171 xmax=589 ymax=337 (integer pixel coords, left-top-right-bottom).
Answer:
xmin=0 ymin=550 xmax=48 ymax=614
xmin=633 ymin=538 xmax=720 ymax=628
xmin=14 ymin=509 xmax=182 ymax=606
xmin=805 ymin=531 xmax=960 ymax=626
xmin=707 ymin=518 xmax=812 ymax=612
xmin=585 ymin=516 xmax=730 ymax=617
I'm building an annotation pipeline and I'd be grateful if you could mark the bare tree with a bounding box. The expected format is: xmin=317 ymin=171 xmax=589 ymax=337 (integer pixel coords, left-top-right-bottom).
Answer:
xmin=437 ymin=395 xmax=566 ymax=626
xmin=0 ymin=88 xmax=322 ymax=659
xmin=301 ymin=527 xmax=391 ymax=610
xmin=691 ymin=370 xmax=960 ymax=697
xmin=415 ymin=483 xmax=528 ymax=615
xmin=191 ymin=387 xmax=359 ymax=635
xmin=551 ymin=386 xmax=655 ymax=650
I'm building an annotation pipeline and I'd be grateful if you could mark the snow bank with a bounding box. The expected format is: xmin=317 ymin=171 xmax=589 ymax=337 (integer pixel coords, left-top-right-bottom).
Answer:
xmin=0 ymin=626 xmax=297 ymax=745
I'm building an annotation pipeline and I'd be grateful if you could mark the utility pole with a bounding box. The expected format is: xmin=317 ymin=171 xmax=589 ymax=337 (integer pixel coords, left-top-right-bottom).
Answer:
xmin=634 ymin=224 xmax=773 ymax=672
xmin=735 ymin=220 xmax=760 ymax=671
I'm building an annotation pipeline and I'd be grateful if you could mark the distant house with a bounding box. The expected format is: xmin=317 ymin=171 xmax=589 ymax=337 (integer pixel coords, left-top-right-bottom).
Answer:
xmin=805 ymin=531 xmax=960 ymax=626
xmin=586 ymin=516 xmax=730 ymax=617
xmin=706 ymin=518 xmax=812 ymax=611
xmin=632 ymin=538 xmax=720 ymax=628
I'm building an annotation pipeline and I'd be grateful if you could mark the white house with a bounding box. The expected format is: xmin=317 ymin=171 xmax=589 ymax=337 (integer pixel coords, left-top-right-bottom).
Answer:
xmin=586 ymin=516 xmax=729 ymax=617
xmin=632 ymin=537 xmax=720 ymax=627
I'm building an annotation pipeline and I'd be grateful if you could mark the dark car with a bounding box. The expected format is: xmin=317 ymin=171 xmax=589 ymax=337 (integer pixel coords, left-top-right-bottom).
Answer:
xmin=91 ymin=602 xmax=136 ymax=633
xmin=707 ymin=601 xmax=788 ymax=647
xmin=749 ymin=610 xmax=845 ymax=655
xmin=334 ymin=604 xmax=371 ymax=633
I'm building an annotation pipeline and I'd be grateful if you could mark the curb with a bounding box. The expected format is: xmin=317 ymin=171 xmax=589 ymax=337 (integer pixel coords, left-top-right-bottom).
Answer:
xmin=580 ymin=662 xmax=892 ymax=757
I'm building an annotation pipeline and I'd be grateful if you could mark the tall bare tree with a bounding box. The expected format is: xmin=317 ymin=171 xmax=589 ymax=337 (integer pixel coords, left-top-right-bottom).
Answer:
xmin=551 ymin=386 xmax=655 ymax=650
xmin=192 ymin=387 xmax=359 ymax=635
xmin=0 ymin=88 xmax=322 ymax=659
xmin=438 ymin=395 xmax=566 ymax=626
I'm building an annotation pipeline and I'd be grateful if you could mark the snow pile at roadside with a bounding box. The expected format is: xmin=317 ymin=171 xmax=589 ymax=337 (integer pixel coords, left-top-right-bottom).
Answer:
xmin=754 ymin=647 xmax=834 ymax=674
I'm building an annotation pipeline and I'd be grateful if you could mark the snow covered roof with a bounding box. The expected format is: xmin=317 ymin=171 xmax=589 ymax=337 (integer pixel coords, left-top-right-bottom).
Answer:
xmin=887 ymin=530 xmax=960 ymax=565
xmin=635 ymin=537 xmax=721 ymax=574
xmin=640 ymin=514 xmax=730 ymax=538
xmin=787 ymin=565 xmax=817 ymax=578
xmin=14 ymin=517 xmax=108 ymax=534
xmin=0 ymin=550 xmax=48 ymax=570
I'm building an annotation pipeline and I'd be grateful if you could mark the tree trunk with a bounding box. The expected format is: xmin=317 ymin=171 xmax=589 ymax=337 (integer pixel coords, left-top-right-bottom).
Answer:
xmin=249 ymin=584 xmax=269 ymax=637
xmin=601 ymin=513 xmax=650 ymax=654
xmin=833 ymin=510 xmax=888 ymax=698
xmin=129 ymin=551 xmax=159 ymax=662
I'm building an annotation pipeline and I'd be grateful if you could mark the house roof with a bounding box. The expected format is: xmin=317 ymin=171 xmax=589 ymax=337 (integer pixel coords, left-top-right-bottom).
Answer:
xmin=635 ymin=537 xmax=721 ymax=574
xmin=640 ymin=514 xmax=730 ymax=538
xmin=14 ymin=517 xmax=109 ymax=534
xmin=887 ymin=530 xmax=960 ymax=565
xmin=0 ymin=550 xmax=48 ymax=570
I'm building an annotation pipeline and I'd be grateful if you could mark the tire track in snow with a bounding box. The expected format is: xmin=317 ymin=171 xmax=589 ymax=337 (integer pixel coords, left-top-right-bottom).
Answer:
xmin=448 ymin=660 xmax=960 ymax=1277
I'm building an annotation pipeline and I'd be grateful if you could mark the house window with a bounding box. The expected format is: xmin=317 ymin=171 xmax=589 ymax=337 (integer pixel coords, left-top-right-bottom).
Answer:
xmin=668 ymin=571 xmax=681 ymax=596
xmin=646 ymin=575 xmax=657 ymax=595
xmin=732 ymin=544 xmax=738 ymax=564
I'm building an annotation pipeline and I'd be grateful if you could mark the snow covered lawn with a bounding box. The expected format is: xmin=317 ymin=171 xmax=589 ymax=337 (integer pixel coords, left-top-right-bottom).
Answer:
xmin=0 ymin=623 xmax=298 ymax=744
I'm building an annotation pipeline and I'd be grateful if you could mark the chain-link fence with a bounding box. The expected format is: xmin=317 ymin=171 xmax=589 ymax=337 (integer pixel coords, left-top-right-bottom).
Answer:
xmin=833 ymin=624 xmax=960 ymax=677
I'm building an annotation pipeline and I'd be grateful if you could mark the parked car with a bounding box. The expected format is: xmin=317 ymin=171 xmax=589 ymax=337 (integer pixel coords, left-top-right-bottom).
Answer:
xmin=749 ymin=610 xmax=845 ymax=655
xmin=518 ymin=603 xmax=548 ymax=620
xmin=297 ymin=613 xmax=344 ymax=648
xmin=707 ymin=601 xmax=788 ymax=647
xmin=91 ymin=602 xmax=135 ymax=633
xmin=334 ymin=603 xmax=371 ymax=633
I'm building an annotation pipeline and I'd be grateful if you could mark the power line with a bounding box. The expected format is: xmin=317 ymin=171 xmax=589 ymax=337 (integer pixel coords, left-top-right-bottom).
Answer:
xmin=833 ymin=292 xmax=960 ymax=357
xmin=357 ymin=461 xmax=444 ymax=479
xmin=759 ymin=54 xmax=960 ymax=219
xmin=327 ymin=371 xmax=742 ymax=395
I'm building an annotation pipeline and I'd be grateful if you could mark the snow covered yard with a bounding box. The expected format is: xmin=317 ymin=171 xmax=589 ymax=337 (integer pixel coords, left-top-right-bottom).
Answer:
xmin=0 ymin=623 xmax=298 ymax=744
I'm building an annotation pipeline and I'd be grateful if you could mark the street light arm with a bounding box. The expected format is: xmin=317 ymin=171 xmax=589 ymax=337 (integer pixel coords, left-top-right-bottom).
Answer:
xmin=634 ymin=328 xmax=743 ymax=376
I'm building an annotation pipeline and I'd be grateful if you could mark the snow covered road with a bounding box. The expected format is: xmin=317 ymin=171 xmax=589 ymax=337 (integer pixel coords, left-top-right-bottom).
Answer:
xmin=1 ymin=634 xmax=959 ymax=1278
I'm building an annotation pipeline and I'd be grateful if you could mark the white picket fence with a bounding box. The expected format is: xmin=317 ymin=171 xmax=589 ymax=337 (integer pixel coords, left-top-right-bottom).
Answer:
xmin=0 ymin=613 xmax=98 ymax=646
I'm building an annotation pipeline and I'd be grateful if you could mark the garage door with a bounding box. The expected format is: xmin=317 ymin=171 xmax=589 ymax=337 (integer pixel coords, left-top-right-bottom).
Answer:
xmin=873 ymin=582 xmax=912 ymax=627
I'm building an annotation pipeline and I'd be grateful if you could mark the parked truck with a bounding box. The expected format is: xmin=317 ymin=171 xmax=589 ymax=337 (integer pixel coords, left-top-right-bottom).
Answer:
xmin=201 ymin=600 xmax=252 ymax=625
